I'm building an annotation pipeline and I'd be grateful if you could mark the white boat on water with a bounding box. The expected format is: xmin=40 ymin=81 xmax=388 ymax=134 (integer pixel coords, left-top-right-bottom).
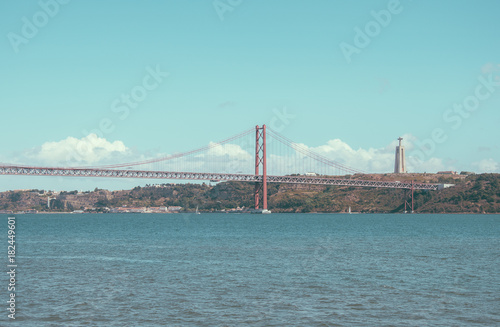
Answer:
xmin=195 ymin=206 xmax=201 ymax=215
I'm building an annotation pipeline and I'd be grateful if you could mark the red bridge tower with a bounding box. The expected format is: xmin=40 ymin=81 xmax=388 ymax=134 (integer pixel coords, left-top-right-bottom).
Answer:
xmin=254 ymin=125 xmax=269 ymax=213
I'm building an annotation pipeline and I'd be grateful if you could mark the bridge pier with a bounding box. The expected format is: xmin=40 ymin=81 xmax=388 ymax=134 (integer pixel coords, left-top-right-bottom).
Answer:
xmin=404 ymin=181 xmax=414 ymax=213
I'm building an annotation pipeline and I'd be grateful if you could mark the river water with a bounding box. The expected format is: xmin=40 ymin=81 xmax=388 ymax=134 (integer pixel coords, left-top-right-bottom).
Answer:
xmin=2 ymin=213 xmax=499 ymax=326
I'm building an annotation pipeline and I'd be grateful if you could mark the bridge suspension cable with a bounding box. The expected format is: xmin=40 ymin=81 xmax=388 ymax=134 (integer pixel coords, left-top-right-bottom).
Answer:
xmin=72 ymin=128 xmax=255 ymax=170
xmin=266 ymin=127 xmax=364 ymax=175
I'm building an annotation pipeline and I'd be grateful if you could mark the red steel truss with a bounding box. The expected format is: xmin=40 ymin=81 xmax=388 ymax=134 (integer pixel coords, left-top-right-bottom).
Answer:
xmin=0 ymin=165 xmax=439 ymax=191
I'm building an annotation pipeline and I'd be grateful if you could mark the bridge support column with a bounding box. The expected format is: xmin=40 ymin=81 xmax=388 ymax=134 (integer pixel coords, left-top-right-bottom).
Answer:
xmin=404 ymin=180 xmax=414 ymax=213
xmin=254 ymin=125 xmax=268 ymax=211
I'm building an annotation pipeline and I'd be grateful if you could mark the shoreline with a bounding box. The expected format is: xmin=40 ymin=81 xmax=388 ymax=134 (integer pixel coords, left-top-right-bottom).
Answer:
xmin=2 ymin=212 xmax=500 ymax=215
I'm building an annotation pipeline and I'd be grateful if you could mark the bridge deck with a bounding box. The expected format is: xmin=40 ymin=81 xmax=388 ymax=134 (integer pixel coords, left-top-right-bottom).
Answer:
xmin=0 ymin=166 xmax=440 ymax=190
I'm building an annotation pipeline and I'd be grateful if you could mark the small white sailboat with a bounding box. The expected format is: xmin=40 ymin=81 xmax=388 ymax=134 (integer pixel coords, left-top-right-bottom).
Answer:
xmin=347 ymin=206 xmax=359 ymax=214
xmin=195 ymin=206 xmax=201 ymax=215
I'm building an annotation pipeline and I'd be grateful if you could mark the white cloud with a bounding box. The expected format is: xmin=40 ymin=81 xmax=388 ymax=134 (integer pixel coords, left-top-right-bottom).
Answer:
xmin=472 ymin=159 xmax=499 ymax=173
xmin=310 ymin=139 xmax=393 ymax=172
xmin=205 ymin=142 xmax=252 ymax=160
xmin=26 ymin=134 xmax=130 ymax=165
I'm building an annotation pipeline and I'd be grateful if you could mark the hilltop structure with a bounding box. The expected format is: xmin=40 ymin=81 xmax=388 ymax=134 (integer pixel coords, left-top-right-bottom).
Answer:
xmin=394 ymin=137 xmax=406 ymax=173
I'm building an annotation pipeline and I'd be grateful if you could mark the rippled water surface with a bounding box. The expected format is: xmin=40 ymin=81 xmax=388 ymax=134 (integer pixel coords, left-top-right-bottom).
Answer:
xmin=2 ymin=213 xmax=500 ymax=326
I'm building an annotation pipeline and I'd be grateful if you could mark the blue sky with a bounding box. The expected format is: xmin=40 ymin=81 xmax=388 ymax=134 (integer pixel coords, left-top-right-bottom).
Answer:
xmin=1 ymin=0 xmax=499 ymax=191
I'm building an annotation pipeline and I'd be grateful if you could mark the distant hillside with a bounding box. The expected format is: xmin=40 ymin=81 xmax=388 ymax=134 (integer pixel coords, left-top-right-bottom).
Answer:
xmin=1 ymin=173 xmax=499 ymax=214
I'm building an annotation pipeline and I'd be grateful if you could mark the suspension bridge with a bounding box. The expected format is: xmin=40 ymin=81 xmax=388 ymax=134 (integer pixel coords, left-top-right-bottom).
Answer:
xmin=0 ymin=125 xmax=443 ymax=212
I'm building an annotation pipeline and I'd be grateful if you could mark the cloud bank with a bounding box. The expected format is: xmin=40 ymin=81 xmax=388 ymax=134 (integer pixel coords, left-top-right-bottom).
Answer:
xmin=26 ymin=134 xmax=130 ymax=166
xmin=288 ymin=134 xmax=448 ymax=174
xmin=472 ymin=159 xmax=499 ymax=173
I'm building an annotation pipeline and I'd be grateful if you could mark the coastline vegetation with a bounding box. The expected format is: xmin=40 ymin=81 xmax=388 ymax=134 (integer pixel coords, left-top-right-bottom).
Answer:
xmin=1 ymin=173 xmax=499 ymax=214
